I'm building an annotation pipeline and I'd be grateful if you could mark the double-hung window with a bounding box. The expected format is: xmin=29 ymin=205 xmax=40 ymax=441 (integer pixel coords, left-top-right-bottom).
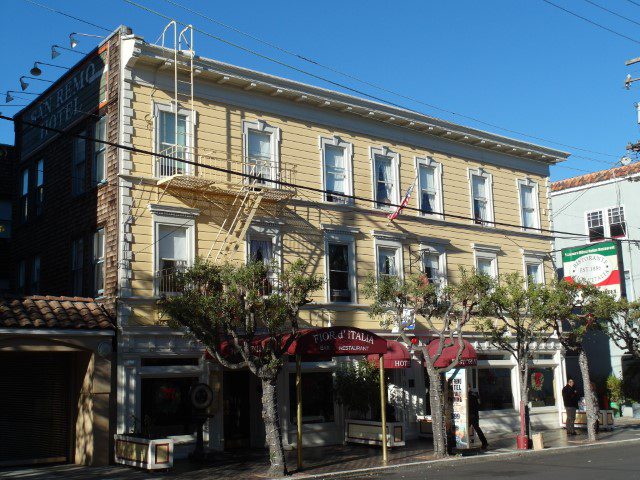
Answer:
xmin=473 ymin=244 xmax=500 ymax=279
xmin=71 ymin=238 xmax=84 ymax=296
xmin=157 ymin=225 xmax=189 ymax=294
xmin=375 ymin=235 xmax=403 ymax=280
xmin=244 ymin=120 xmax=280 ymax=186
xmin=155 ymin=103 xmax=193 ymax=177
xmin=36 ymin=159 xmax=44 ymax=216
xmin=31 ymin=256 xmax=41 ymax=294
xmin=523 ymin=251 xmax=545 ymax=286
xmin=416 ymin=157 xmax=442 ymax=216
xmin=518 ymin=179 xmax=539 ymax=230
xmin=324 ymin=231 xmax=356 ymax=303
xmin=72 ymin=135 xmax=86 ymax=195
xmin=20 ymin=169 xmax=28 ymax=223
xmin=608 ymin=206 xmax=626 ymax=237
xmin=586 ymin=210 xmax=605 ymax=242
xmin=93 ymin=228 xmax=105 ymax=297
xmin=93 ymin=116 xmax=107 ymax=184
xmin=247 ymin=225 xmax=281 ymax=294
xmin=320 ymin=137 xmax=353 ymax=204
xmin=420 ymin=245 xmax=447 ymax=290
xmin=469 ymin=168 xmax=493 ymax=225
xmin=371 ymin=147 xmax=399 ymax=210
xmin=526 ymin=263 xmax=543 ymax=285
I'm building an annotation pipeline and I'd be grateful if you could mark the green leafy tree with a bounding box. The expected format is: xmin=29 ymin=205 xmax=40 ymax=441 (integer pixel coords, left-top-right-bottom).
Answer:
xmin=334 ymin=360 xmax=381 ymax=420
xmin=477 ymin=272 xmax=551 ymax=444
xmin=531 ymin=280 xmax=617 ymax=442
xmin=363 ymin=268 xmax=491 ymax=458
xmin=607 ymin=298 xmax=640 ymax=361
xmin=160 ymin=259 xmax=323 ymax=477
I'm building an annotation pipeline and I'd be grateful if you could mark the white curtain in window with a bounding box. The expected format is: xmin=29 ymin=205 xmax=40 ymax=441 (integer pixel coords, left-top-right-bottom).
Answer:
xmin=477 ymin=258 xmax=493 ymax=276
xmin=520 ymin=185 xmax=535 ymax=227
xmin=526 ymin=263 xmax=541 ymax=284
xmin=419 ymin=165 xmax=436 ymax=213
xmin=248 ymin=131 xmax=272 ymax=180
xmin=378 ymin=247 xmax=398 ymax=276
xmin=250 ymin=239 xmax=273 ymax=264
xmin=159 ymin=225 xmax=187 ymax=260
xmin=376 ymin=156 xmax=393 ymax=203
xmin=423 ymin=253 xmax=439 ymax=281
xmin=472 ymin=175 xmax=486 ymax=199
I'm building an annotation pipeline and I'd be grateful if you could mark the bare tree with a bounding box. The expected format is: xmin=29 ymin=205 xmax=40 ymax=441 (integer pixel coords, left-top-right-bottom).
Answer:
xmin=364 ymin=268 xmax=491 ymax=458
xmin=607 ymin=298 xmax=640 ymax=360
xmin=160 ymin=259 xmax=323 ymax=477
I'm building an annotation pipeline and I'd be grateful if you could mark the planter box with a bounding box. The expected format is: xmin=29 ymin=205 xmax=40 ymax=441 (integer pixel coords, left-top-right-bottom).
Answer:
xmin=345 ymin=419 xmax=405 ymax=447
xmin=561 ymin=410 xmax=615 ymax=431
xmin=114 ymin=434 xmax=174 ymax=470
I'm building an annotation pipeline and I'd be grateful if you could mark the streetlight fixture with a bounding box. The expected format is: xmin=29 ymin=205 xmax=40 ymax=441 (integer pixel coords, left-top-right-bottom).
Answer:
xmin=51 ymin=45 xmax=60 ymax=59
xmin=6 ymin=92 xmax=14 ymax=103
xmin=20 ymin=77 xmax=29 ymax=91
xmin=51 ymin=44 xmax=87 ymax=59
xmin=30 ymin=62 xmax=69 ymax=77
xmin=19 ymin=76 xmax=54 ymax=91
xmin=69 ymin=32 xmax=104 ymax=49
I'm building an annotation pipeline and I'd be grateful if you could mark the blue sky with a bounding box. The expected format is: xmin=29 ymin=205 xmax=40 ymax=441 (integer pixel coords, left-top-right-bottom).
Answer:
xmin=2 ymin=0 xmax=640 ymax=181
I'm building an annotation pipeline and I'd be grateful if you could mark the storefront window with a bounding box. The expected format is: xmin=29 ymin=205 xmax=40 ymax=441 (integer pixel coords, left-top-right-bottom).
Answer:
xmin=289 ymin=372 xmax=335 ymax=424
xmin=141 ymin=376 xmax=198 ymax=438
xmin=478 ymin=368 xmax=514 ymax=411
xmin=528 ymin=367 xmax=556 ymax=407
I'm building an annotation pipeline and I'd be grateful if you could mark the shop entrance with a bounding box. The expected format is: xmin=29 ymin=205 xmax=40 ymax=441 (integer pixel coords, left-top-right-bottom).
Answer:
xmin=223 ymin=371 xmax=252 ymax=449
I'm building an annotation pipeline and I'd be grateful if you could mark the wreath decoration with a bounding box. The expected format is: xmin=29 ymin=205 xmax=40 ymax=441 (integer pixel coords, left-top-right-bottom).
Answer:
xmin=531 ymin=371 xmax=544 ymax=391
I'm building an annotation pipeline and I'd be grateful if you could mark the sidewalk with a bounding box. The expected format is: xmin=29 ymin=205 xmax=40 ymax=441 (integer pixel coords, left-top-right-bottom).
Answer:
xmin=2 ymin=419 xmax=640 ymax=480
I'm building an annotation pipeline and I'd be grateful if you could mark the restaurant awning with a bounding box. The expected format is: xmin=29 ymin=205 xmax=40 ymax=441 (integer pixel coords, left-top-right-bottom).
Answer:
xmin=288 ymin=326 xmax=388 ymax=357
xmin=367 ymin=340 xmax=412 ymax=369
xmin=425 ymin=338 xmax=477 ymax=368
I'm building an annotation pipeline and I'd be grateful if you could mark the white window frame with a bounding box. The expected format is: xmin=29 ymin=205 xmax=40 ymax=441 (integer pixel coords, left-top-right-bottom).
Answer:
xmin=415 ymin=156 xmax=443 ymax=218
xmin=472 ymin=243 xmax=500 ymax=278
xmin=152 ymin=102 xmax=196 ymax=177
xmin=150 ymin=205 xmax=198 ymax=296
xmin=93 ymin=228 xmax=105 ymax=297
xmin=517 ymin=177 xmax=540 ymax=231
xmin=319 ymin=135 xmax=353 ymax=205
xmin=370 ymin=146 xmax=400 ymax=211
xmin=419 ymin=243 xmax=448 ymax=288
xmin=243 ymin=119 xmax=281 ymax=187
xmin=522 ymin=250 xmax=546 ymax=286
xmin=468 ymin=167 xmax=494 ymax=226
xmin=324 ymin=231 xmax=357 ymax=304
xmin=36 ymin=158 xmax=44 ymax=215
xmin=584 ymin=205 xmax=627 ymax=241
xmin=374 ymin=234 xmax=404 ymax=279
xmin=246 ymin=223 xmax=282 ymax=293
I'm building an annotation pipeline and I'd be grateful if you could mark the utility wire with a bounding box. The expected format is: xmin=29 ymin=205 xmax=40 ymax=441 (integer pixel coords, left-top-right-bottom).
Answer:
xmin=625 ymin=0 xmax=640 ymax=8
xmin=2 ymin=113 xmax=632 ymax=244
xmin=583 ymin=0 xmax=640 ymax=27
xmin=540 ymin=0 xmax=640 ymax=45
xmin=128 ymin=0 xmax=620 ymax=165
xmin=21 ymin=0 xmax=112 ymax=33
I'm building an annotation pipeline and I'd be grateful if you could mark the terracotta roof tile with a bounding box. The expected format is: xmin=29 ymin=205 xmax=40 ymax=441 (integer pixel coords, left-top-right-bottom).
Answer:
xmin=0 ymin=295 xmax=114 ymax=330
xmin=552 ymin=162 xmax=640 ymax=192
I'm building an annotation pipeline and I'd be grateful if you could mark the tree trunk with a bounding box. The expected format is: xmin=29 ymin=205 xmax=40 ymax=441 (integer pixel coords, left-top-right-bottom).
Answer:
xmin=261 ymin=376 xmax=288 ymax=476
xmin=578 ymin=349 xmax=598 ymax=442
xmin=427 ymin=368 xmax=448 ymax=458
xmin=519 ymin=362 xmax=529 ymax=440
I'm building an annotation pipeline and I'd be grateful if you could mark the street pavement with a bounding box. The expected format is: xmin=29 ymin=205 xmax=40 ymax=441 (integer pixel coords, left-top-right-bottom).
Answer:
xmin=340 ymin=441 xmax=640 ymax=480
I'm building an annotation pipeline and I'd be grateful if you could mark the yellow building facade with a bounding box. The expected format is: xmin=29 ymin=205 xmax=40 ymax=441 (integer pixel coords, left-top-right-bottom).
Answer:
xmin=116 ymin=31 xmax=569 ymax=454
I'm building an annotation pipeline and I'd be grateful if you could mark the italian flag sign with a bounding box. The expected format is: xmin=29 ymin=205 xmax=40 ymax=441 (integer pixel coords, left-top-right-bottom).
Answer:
xmin=561 ymin=241 xmax=624 ymax=299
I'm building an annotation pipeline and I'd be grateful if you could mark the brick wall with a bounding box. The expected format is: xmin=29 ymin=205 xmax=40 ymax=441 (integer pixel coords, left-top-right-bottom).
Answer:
xmin=11 ymin=29 xmax=124 ymax=316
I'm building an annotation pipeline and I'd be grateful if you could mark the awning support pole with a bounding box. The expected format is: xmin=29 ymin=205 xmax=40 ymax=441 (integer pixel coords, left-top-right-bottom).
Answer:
xmin=379 ymin=354 xmax=388 ymax=464
xmin=296 ymin=353 xmax=303 ymax=470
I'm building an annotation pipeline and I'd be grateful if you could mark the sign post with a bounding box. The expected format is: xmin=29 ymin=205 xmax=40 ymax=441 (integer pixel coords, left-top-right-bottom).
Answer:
xmin=379 ymin=354 xmax=388 ymax=464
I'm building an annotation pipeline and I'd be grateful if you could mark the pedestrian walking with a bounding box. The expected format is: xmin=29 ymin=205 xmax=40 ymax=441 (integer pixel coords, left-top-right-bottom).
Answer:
xmin=469 ymin=388 xmax=488 ymax=449
xmin=563 ymin=378 xmax=579 ymax=435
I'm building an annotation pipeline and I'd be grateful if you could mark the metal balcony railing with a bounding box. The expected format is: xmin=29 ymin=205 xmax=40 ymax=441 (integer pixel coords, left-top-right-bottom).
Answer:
xmin=156 ymin=260 xmax=187 ymax=295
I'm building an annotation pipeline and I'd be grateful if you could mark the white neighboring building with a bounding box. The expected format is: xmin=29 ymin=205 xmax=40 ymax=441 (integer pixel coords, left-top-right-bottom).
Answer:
xmin=551 ymin=162 xmax=640 ymax=385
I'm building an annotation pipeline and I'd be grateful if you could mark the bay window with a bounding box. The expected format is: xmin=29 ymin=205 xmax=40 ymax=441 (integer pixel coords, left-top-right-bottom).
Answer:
xmin=320 ymin=136 xmax=353 ymax=204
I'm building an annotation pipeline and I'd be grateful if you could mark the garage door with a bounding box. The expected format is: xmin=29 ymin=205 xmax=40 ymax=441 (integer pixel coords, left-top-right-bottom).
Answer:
xmin=0 ymin=352 xmax=72 ymax=466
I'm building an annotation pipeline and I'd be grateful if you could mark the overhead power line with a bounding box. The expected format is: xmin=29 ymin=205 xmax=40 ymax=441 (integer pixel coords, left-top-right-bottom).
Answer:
xmin=1 ymin=113 xmax=632 ymax=244
xmin=583 ymin=0 xmax=640 ymax=27
xmin=21 ymin=0 xmax=112 ymax=33
xmin=126 ymin=0 xmax=620 ymax=165
xmin=540 ymin=0 xmax=640 ymax=45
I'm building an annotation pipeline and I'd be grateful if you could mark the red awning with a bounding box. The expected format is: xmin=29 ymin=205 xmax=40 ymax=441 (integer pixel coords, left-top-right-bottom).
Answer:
xmin=288 ymin=327 xmax=388 ymax=357
xmin=425 ymin=338 xmax=477 ymax=368
xmin=367 ymin=340 xmax=412 ymax=369
xmin=209 ymin=332 xmax=301 ymax=360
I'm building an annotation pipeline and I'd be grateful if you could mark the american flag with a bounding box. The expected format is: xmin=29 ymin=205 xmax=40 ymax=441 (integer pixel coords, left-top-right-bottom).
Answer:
xmin=387 ymin=178 xmax=417 ymax=221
